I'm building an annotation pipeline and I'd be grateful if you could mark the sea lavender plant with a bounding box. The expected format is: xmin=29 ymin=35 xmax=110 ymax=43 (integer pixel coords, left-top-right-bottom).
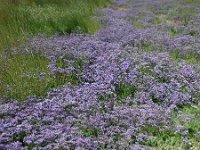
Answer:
xmin=0 ymin=0 xmax=200 ymax=149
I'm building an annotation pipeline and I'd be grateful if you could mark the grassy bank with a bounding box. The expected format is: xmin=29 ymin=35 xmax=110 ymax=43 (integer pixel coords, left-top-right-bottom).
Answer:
xmin=0 ymin=0 xmax=112 ymax=50
xmin=0 ymin=0 xmax=113 ymax=101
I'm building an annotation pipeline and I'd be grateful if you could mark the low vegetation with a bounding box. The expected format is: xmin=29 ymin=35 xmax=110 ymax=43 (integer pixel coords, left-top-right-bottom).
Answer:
xmin=0 ymin=0 xmax=199 ymax=149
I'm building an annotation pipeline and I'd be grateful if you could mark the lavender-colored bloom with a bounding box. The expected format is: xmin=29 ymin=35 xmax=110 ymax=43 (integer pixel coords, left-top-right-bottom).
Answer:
xmin=1 ymin=0 xmax=200 ymax=149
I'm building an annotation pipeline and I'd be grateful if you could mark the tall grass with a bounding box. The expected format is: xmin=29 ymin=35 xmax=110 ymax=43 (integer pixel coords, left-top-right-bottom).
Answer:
xmin=0 ymin=0 xmax=113 ymax=101
xmin=0 ymin=0 xmax=112 ymax=50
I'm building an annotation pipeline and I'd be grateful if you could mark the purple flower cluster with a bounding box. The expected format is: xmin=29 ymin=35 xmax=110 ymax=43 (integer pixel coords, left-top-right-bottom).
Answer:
xmin=1 ymin=0 xmax=200 ymax=149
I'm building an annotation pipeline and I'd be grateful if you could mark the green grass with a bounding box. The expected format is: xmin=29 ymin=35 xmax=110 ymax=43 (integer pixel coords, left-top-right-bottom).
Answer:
xmin=0 ymin=54 xmax=80 ymax=100
xmin=134 ymin=23 xmax=146 ymax=29
xmin=170 ymin=50 xmax=200 ymax=64
xmin=150 ymin=17 xmax=162 ymax=24
xmin=79 ymin=127 xmax=99 ymax=138
xmin=0 ymin=0 xmax=113 ymax=50
xmin=115 ymin=82 xmax=137 ymax=100
xmin=143 ymin=105 xmax=200 ymax=150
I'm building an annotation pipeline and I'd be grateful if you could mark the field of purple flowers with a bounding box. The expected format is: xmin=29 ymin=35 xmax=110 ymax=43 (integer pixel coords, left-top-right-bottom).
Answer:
xmin=0 ymin=0 xmax=200 ymax=149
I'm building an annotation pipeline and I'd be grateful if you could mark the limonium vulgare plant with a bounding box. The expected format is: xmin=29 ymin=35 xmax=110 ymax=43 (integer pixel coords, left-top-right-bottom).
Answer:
xmin=0 ymin=0 xmax=200 ymax=149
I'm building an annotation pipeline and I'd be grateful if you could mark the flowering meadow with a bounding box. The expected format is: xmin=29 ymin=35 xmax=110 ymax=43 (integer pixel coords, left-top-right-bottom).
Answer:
xmin=0 ymin=0 xmax=200 ymax=149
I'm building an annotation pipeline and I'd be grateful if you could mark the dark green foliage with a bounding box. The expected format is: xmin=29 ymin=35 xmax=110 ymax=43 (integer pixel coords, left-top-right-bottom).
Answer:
xmin=113 ymin=133 xmax=122 ymax=142
xmin=27 ymin=143 xmax=36 ymax=150
xmin=80 ymin=127 xmax=99 ymax=137
xmin=98 ymin=94 xmax=114 ymax=102
xmin=13 ymin=131 xmax=27 ymax=146
xmin=115 ymin=82 xmax=137 ymax=100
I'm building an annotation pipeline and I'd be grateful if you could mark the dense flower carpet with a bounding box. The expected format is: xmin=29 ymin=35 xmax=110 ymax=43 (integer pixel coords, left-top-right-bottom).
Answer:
xmin=0 ymin=0 xmax=200 ymax=149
